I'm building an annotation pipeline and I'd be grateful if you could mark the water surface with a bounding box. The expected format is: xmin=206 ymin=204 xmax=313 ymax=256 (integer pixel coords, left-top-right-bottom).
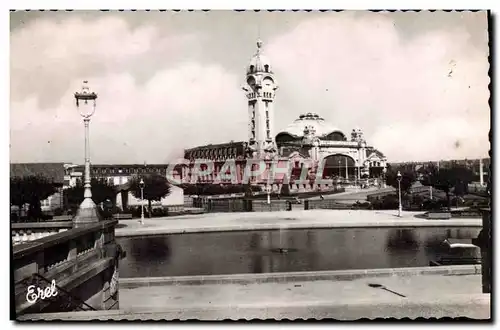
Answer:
xmin=117 ymin=227 xmax=480 ymax=277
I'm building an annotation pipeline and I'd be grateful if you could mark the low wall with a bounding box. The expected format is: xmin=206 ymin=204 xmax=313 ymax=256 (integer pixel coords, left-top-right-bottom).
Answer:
xmin=252 ymin=200 xmax=290 ymax=212
xmin=200 ymin=198 xmax=290 ymax=213
xmin=206 ymin=199 xmax=248 ymax=213
xmin=306 ymin=200 xmax=351 ymax=210
xmin=426 ymin=212 xmax=452 ymax=219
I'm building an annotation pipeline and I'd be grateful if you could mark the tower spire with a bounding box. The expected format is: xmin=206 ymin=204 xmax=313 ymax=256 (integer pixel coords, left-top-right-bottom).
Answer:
xmin=256 ymin=39 xmax=263 ymax=54
xmin=244 ymin=39 xmax=277 ymax=159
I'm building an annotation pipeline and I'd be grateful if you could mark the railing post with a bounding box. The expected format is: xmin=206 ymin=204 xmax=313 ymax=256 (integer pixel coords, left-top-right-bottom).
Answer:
xmin=481 ymin=209 xmax=491 ymax=294
xmin=95 ymin=230 xmax=105 ymax=258
xmin=35 ymin=251 xmax=45 ymax=275
xmin=68 ymin=239 xmax=77 ymax=261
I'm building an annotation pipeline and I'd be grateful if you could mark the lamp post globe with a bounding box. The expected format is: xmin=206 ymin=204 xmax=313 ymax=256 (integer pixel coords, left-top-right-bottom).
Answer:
xmin=139 ymin=178 xmax=145 ymax=225
xmin=73 ymin=81 xmax=100 ymax=226
xmin=396 ymin=171 xmax=402 ymax=217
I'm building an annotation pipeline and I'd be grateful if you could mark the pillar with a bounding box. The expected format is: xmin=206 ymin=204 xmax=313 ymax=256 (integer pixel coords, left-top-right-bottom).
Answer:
xmin=345 ymin=158 xmax=348 ymax=181
xmin=479 ymin=158 xmax=484 ymax=187
xmin=473 ymin=209 xmax=491 ymax=293
xmin=120 ymin=191 xmax=129 ymax=211
xmin=115 ymin=192 xmax=122 ymax=210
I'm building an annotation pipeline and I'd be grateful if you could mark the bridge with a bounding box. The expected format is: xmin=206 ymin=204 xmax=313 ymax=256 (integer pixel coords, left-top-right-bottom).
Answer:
xmin=13 ymin=219 xmax=124 ymax=317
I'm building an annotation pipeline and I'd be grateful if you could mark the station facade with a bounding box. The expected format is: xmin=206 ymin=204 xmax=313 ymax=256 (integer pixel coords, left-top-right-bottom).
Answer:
xmin=182 ymin=40 xmax=388 ymax=194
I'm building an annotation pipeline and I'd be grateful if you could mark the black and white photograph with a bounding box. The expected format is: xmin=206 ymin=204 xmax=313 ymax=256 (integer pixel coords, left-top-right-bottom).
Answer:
xmin=9 ymin=9 xmax=491 ymax=321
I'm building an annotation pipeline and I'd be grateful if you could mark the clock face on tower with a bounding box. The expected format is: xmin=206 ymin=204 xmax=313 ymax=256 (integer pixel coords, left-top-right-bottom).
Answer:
xmin=263 ymin=77 xmax=274 ymax=87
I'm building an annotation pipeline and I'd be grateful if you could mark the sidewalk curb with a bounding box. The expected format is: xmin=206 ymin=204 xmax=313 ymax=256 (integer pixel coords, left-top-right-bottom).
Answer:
xmin=120 ymin=265 xmax=482 ymax=288
xmin=116 ymin=219 xmax=482 ymax=236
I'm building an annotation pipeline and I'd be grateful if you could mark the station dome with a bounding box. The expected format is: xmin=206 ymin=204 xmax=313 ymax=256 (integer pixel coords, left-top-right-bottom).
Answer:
xmin=276 ymin=112 xmax=348 ymax=142
xmin=247 ymin=39 xmax=273 ymax=75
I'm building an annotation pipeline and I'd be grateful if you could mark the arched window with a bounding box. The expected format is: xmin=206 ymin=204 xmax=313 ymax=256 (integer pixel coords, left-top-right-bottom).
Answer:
xmin=325 ymin=131 xmax=346 ymax=141
xmin=264 ymin=65 xmax=269 ymax=72
xmin=275 ymin=133 xmax=296 ymax=143
xmin=249 ymin=65 xmax=255 ymax=73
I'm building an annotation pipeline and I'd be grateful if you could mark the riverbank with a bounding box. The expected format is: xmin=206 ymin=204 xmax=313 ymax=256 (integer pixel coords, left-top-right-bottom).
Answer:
xmin=119 ymin=265 xmax=482 ymax=287
xmin=115 ymin=209 xmax=482 ymax=237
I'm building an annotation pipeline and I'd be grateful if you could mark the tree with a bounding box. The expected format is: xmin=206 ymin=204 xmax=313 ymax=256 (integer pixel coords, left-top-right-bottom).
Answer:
xmin=10 ymin=175 xmax=59 ymax=220
xmin=420 ymin=164 xmax=474 ymax=210
xmin=129 ymin=174 xmax=172 ymax=216
xmin=64 ymin=178 xmax=117 ymax=212
xmin=280 ymin=183 xmax=291 ymax=196
xmin=385 ymin=167 xmax=416 ymax=196
xmin=10 ymin=176 xmax=25 ymax=213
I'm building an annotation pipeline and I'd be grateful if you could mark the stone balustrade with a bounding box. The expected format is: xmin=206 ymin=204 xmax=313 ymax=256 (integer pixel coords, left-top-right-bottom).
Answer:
xmin=12 ymin=221 xmax=73 ymax=245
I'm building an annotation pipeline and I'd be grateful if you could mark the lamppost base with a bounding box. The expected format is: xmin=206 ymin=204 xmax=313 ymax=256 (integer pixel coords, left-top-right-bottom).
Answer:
xmin=73 ymin=197 xmax=101 ymax=227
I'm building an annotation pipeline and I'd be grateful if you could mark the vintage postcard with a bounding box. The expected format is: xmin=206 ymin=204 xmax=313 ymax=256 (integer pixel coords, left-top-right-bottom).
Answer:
xmin=10 ymin=9 xmax=491 ymax=321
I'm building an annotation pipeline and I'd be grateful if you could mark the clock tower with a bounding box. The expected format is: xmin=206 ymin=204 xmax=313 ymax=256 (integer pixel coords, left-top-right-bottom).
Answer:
xmin=242 ymin=39 xmax=278 ymax=159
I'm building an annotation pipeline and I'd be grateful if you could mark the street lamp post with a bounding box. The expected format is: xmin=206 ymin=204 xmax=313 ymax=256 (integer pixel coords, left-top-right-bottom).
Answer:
xmin=345 ymin=157 xmax=348 ymax=183
xmin=397 ymin=171 xmax=402 ymax=217
xmin=139 ymin=178 xmax=145 ymax=225
xmin=73 ymin=81 xmax=100 ymax=226
xmin=266 ymin=184 xmax=271 ymax=205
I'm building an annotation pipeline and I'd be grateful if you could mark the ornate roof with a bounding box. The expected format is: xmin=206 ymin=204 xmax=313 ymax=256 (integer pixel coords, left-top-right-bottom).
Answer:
xmin=277 ymin=112 xmax=344 ymax=139
xmin=247 ymin=39 xmax=273 ymax=75
xmin=366 ymin=147 xmax=386 ymax=160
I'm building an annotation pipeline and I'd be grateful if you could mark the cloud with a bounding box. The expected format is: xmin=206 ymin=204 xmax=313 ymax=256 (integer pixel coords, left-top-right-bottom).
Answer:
xmin=10 ymin=64 xmax=247 ymax=164
xmin=10 ymin=12 xmax=489 ymax=164
xmin=266 ymin=12 xmax=489 ymax=161
xmin=10 ymin=16 xmax=247 ymax=164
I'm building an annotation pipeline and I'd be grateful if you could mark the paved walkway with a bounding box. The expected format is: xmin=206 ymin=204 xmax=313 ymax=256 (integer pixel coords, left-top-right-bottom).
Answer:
xmin=115 ymin=209 xmax=481 ymax=236
xmin=20 ymin=273 xmax=490 ymax=320
xmin=119 ymin=273 xmax=484 ymax=312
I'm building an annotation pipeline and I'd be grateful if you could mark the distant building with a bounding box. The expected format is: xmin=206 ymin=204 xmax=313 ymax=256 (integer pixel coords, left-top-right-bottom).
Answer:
xmin=67 ymin=164 xmax=184 ymax=209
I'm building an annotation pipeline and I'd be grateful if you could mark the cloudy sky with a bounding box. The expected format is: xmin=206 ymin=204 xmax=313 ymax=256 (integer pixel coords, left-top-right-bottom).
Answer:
xmin=10 ymin=10 xmax=490 ymax=164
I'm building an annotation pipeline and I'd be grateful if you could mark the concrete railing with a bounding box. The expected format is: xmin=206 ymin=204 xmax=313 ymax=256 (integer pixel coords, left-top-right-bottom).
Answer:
xmin=13 ymin=220 xmax=122 ymax=317
xmin=12 ymin=220 xmax=73 ymax=245
xmin=112 ymin=214 xmax=133 ymax=220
